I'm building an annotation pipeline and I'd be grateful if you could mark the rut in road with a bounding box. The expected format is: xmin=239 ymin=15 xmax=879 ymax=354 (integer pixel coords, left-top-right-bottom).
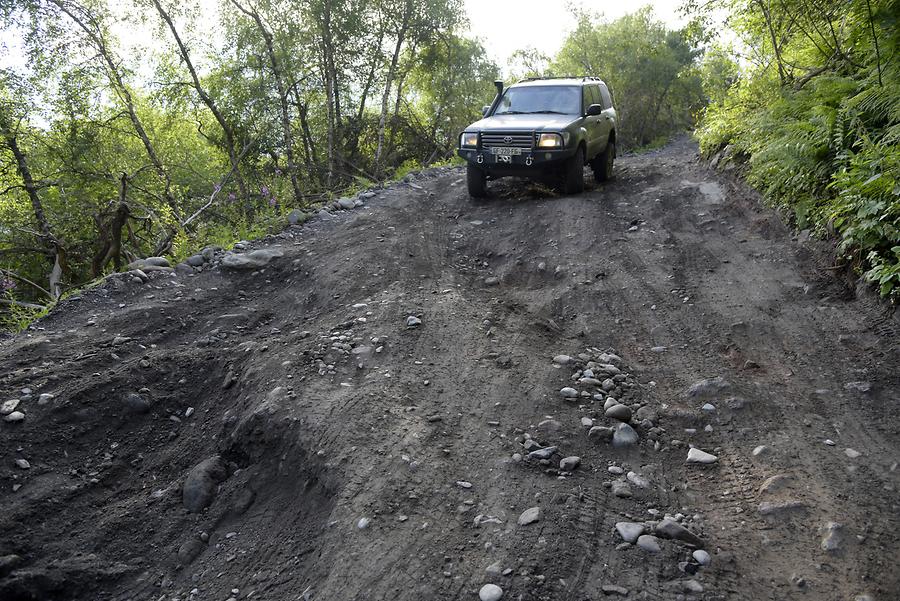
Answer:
xmin=0 ymin=138 xmax=898 ymax=601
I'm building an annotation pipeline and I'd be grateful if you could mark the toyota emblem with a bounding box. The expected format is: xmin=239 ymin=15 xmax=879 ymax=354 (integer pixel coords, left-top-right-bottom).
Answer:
xmin=503 ymin=136 xmax=513 ymax=144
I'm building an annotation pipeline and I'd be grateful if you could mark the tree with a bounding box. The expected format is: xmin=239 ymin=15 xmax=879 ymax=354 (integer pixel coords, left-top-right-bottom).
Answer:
xmin=552 ymin=7 xmax=705 ymax=148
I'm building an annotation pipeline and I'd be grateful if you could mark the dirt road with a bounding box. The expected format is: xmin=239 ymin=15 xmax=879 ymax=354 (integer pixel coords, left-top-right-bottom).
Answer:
xmin=1 ymin=138 xmax=898 ymax=601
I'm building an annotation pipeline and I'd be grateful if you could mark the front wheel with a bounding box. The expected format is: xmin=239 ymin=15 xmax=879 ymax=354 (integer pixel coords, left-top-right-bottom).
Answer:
xmin=593 ymin=139 xmax=615 ymax=182
xmin=467 ymin=163 xmax=487 ymax=198
xmin=562 ymin=146 xmax=585 ymax=194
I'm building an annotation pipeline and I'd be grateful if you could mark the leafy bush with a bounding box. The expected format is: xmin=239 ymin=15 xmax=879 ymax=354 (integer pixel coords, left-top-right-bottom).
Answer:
xmin=694 ymin=0 xmax=900 ymax=299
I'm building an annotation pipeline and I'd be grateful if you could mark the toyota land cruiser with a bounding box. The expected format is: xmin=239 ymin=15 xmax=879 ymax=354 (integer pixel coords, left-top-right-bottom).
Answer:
xmin=457 ymin=77 xmax=617 ymax=198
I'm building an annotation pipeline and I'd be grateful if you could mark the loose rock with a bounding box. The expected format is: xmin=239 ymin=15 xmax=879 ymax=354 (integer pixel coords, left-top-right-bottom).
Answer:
xmin=615 ymin=522 xmax=645 ymax=543
xmin=655 ymin=519 xmax=705 ymax=547
xmin=605 ymin=404 xmax=632 ymax=422
xmin=517 ymin=507 xmax=541 ymax=526
xmin=601 ymin=585 xmax=629 ymax=596
xmin=820 ymin=522 xmax=842 ymax=552
xmin=636 ymin=534 xmax=661 ymax=553
xmin=124 ymin=392 xmax=151 ymax=415
xmin=559 ymin=456 xmax=581 ymax=471
xmin=560 ymin=387 xmax=578 ymax=399
xmin=612 ymin=423 xmax=639 ymax=448
xmin=686 ymin=448 xmax=718 ymax=464
xmin=182 ymin=455 xmax=228 ymax=512
xmin=221 ymin=248 xmax=284 ymax=270
xmin=4 ymin=411 xmax=25 ymax=423
xmin=479 ymin=584 xmax=503 ymax=601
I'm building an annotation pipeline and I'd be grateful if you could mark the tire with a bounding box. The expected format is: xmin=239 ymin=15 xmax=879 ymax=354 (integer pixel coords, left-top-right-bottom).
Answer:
xmin=466 ymin=163 xmax=487 ymax=198
xmin=562 ymin=145 xmax=585 ymax=194
xmin=593 ymin=139 xmax=615 ymax=182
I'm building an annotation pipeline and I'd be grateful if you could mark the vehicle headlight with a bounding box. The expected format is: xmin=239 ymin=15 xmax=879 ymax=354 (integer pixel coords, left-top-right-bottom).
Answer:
xmin=537 ymin=133 xmax=564 ymax=148
xmin=460 ymin=132 xmax=478 ymax=148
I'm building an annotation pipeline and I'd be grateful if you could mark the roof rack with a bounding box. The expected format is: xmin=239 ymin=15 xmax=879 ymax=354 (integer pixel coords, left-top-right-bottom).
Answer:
xmin=518 ymin=76 xmax=602 ymax=83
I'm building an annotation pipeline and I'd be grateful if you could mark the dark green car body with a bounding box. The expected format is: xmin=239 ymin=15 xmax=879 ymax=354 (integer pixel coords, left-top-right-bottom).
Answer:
xmin=457 ymin=77 xmax=618 ymax=197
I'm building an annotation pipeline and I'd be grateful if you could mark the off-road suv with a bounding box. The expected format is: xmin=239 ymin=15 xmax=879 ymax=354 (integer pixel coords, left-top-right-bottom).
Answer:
xmin=457 ymin=77 xmax=617 ymax=197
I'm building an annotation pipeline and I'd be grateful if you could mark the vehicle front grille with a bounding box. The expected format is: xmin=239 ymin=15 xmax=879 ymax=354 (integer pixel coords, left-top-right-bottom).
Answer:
xmin=480 ymin=132 xmax=534 ymax=149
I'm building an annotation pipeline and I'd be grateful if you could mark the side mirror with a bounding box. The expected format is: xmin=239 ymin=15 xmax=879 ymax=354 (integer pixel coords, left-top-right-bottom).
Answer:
xmin=482 ymin=105 xmax=491 ymax=117
xmin=586 ymin=103 xmax=603 ymax=117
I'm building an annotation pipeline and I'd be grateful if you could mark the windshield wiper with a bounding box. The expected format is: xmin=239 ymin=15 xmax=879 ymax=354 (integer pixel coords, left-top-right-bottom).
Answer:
xmin=495 ymin=111 xmax=526 ymax=115
xmin=525 ymin=110 xmax=568 ymax=114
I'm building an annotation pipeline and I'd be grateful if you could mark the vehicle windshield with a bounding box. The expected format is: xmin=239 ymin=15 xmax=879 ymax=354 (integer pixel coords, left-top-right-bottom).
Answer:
xmin=493 ymin=85 xmax=581 ymax=115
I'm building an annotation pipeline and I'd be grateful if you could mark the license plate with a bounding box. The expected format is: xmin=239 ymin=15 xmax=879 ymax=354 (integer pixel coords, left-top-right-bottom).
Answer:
xmin=490 ymin=147 xmax=522 ymax=156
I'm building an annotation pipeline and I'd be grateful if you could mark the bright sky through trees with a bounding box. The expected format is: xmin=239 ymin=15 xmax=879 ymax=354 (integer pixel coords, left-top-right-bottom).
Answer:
xmin=463 ymin=0 xmax=689 ymax=69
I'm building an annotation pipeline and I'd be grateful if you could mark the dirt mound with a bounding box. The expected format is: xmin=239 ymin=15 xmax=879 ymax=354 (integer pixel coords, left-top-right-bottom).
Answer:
xmin=1 ymin=141 xmax=898 ymax=601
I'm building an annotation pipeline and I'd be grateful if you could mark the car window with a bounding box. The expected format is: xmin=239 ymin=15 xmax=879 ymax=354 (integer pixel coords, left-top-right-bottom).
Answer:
xmin=494 ymin=85 xmax=581 ymax=115
xmin=590 ymin=86 xmax=601 ymax=107
xmin=599 ymin=84 xmax=613 ymax=110
xmin=582 ymin=86 xmax=592 ymax=113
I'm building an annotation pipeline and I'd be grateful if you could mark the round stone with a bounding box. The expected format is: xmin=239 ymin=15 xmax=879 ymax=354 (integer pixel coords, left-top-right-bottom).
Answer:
xmin=479 ymin=583 xmax=503 ymax=601
xmin=605 ymin=404 xmax=632 ymax=422
xmin=559 ymin=456 xmax=581 ymax=471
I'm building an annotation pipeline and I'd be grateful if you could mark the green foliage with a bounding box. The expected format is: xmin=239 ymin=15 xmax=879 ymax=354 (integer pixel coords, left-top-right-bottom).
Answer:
xmin=0 ymin=292 xmax=48 ymax=333
xmin=0 ymin=0 xmax=493 ymax=330
xmin=552 ymin=7 xmax=706 ymax=149
xmin=693 ymin=0 xmax=900 ymax=299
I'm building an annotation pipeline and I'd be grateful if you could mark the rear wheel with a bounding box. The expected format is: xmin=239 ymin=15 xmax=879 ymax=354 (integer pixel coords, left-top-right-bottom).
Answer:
xmin=593 ymin=139 xmax=615 ymax=182
xmin=467 ymin=163 xmax=487 ymax=198
xmin=562 ymin=146 xmax=585 ymax=194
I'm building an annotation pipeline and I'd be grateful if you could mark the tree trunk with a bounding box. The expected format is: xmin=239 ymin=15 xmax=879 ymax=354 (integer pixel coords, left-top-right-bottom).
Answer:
xmin=756 ymin=0 xmax=786 ymax=86
xmin=312 ymin=0 xmax=339 ymax=187
xmin=92 ymin=173 xmax=130 ymax=277
xmin=230 ymin=0 xmax=303 ymax=205
xmin=150 ymin=0 xmax=251 ymax=211
xmin=375 ymin=3 xmax=411 ymax=175
xmin=2 ymin=130 xmax=65 ymax=299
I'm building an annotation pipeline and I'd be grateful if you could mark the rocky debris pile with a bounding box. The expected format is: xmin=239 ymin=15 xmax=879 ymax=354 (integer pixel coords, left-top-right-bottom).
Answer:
xmin=555 ymin=349 xmax=661 ymax=450
xmin=512 ymin=348 xmax=660 ymax=479
xmin=614 ymin=515 xmax=710 ymax=572
xmin=179 ymin=245 xmax=225 ymax=273
xmin=303 ymin=309 xmax=390 ymax=376
xmin=508 ymin=349 xmax=724 ymax=593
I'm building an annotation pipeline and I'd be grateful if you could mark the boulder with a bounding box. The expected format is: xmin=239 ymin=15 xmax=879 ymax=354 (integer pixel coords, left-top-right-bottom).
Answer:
xmin=221 ymin=248 xmax=284 ymax=270
xmin=182 ymin=455 xmax=228 ymax=512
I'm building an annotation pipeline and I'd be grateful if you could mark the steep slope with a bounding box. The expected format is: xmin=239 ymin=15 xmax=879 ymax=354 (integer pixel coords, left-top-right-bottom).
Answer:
xmin=1 ymin=138 xmax=898 ymax=601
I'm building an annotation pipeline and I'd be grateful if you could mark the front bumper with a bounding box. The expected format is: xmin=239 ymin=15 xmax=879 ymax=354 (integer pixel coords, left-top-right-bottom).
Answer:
xmin=457 ymin=146 xmax=575 ymax=174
